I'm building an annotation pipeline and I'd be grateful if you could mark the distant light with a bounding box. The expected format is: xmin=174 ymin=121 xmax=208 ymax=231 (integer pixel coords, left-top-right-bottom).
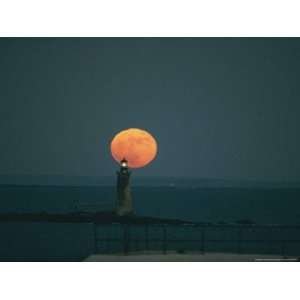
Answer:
xmin=121 ymin=162 xmax=127 ymax=167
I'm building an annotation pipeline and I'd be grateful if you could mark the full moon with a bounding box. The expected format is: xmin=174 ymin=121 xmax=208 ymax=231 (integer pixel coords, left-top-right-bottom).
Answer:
xmin=110 ymin=128 xmax=158 ymax=168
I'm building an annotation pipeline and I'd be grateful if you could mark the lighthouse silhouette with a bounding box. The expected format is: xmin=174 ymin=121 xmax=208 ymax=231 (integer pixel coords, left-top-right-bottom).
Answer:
xmin=116 ymin=158 xmax=133 ymax=216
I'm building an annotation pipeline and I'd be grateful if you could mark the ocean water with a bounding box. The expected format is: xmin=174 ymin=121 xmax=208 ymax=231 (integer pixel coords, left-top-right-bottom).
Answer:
xmin=1 ymin=185 xmax=300 ymax=224
xmin=0 ymin=185 xmax=300 ymax=261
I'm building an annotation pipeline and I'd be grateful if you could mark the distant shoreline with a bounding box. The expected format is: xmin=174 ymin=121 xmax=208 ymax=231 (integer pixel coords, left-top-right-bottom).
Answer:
xmin=0 ymin=212 xmax=299 ymax=227
xmin=1 ymin=184 xmax=300 ymax=190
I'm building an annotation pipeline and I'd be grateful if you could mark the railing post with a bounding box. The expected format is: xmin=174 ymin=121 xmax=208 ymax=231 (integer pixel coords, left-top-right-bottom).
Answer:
xmin=201 ymin=227 xmax=206 ymax=254
xmin=281 ymin=240 xmax=286 ymax=257
xmin=162 ymin=225 xmax=167 ymax=254
xmin=145 ymin=224 xmax=149 ymax=252
xmin=123 ymin=224 xmax=130 ymax=255
xmin=93 ymin=223 xmax=97 ymax=254
xmin=237 ymin=227 xmax=243 ymax=254
xmin=135 ymin=235 xmax=139 ymax=252
xmin=105 ymin=225 xmax=109 ymax=253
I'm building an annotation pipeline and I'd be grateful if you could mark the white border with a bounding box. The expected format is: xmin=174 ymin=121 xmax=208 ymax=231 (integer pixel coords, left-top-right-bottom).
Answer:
xmin=0 ymin=0 xmax=300 ymax=36
xmin=0 ymin=263 xmax=299 ymax=300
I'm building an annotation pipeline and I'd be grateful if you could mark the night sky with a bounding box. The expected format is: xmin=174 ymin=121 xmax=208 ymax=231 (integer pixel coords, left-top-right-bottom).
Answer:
xmin=0 ymin=38 xmax=300 ymax=181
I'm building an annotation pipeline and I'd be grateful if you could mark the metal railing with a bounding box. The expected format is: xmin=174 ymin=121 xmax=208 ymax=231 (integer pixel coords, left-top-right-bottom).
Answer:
xmin=93 ymin=223 xmax=300 ymax=256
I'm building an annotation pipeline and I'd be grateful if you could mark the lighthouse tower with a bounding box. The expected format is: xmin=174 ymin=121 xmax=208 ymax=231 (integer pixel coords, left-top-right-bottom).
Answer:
xmin=116 ymin=158 xmax=133 ymax=216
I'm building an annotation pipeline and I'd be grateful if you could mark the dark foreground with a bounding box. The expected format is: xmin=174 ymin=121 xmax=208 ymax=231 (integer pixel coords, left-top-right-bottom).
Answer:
xmin=0 ymin=220 xmax=300 ymax=261
xmin=1 ymin=185 xmax=300 ymax=261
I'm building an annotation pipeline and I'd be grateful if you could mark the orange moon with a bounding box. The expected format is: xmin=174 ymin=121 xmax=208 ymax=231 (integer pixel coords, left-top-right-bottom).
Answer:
xmin=110 ymin=128 xmax=158 ymax=168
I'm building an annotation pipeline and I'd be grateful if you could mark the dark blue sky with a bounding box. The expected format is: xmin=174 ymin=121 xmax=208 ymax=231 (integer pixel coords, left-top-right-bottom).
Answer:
xmin=0 ymin=38 xmax=300 ymax=181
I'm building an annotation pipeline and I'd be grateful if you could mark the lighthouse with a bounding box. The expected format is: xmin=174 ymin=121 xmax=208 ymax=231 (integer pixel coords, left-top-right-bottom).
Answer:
xmin=116 ymin=158 xmax=133 ymax=216
xmin=111 ymin=129 xmax=157 ymax=216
